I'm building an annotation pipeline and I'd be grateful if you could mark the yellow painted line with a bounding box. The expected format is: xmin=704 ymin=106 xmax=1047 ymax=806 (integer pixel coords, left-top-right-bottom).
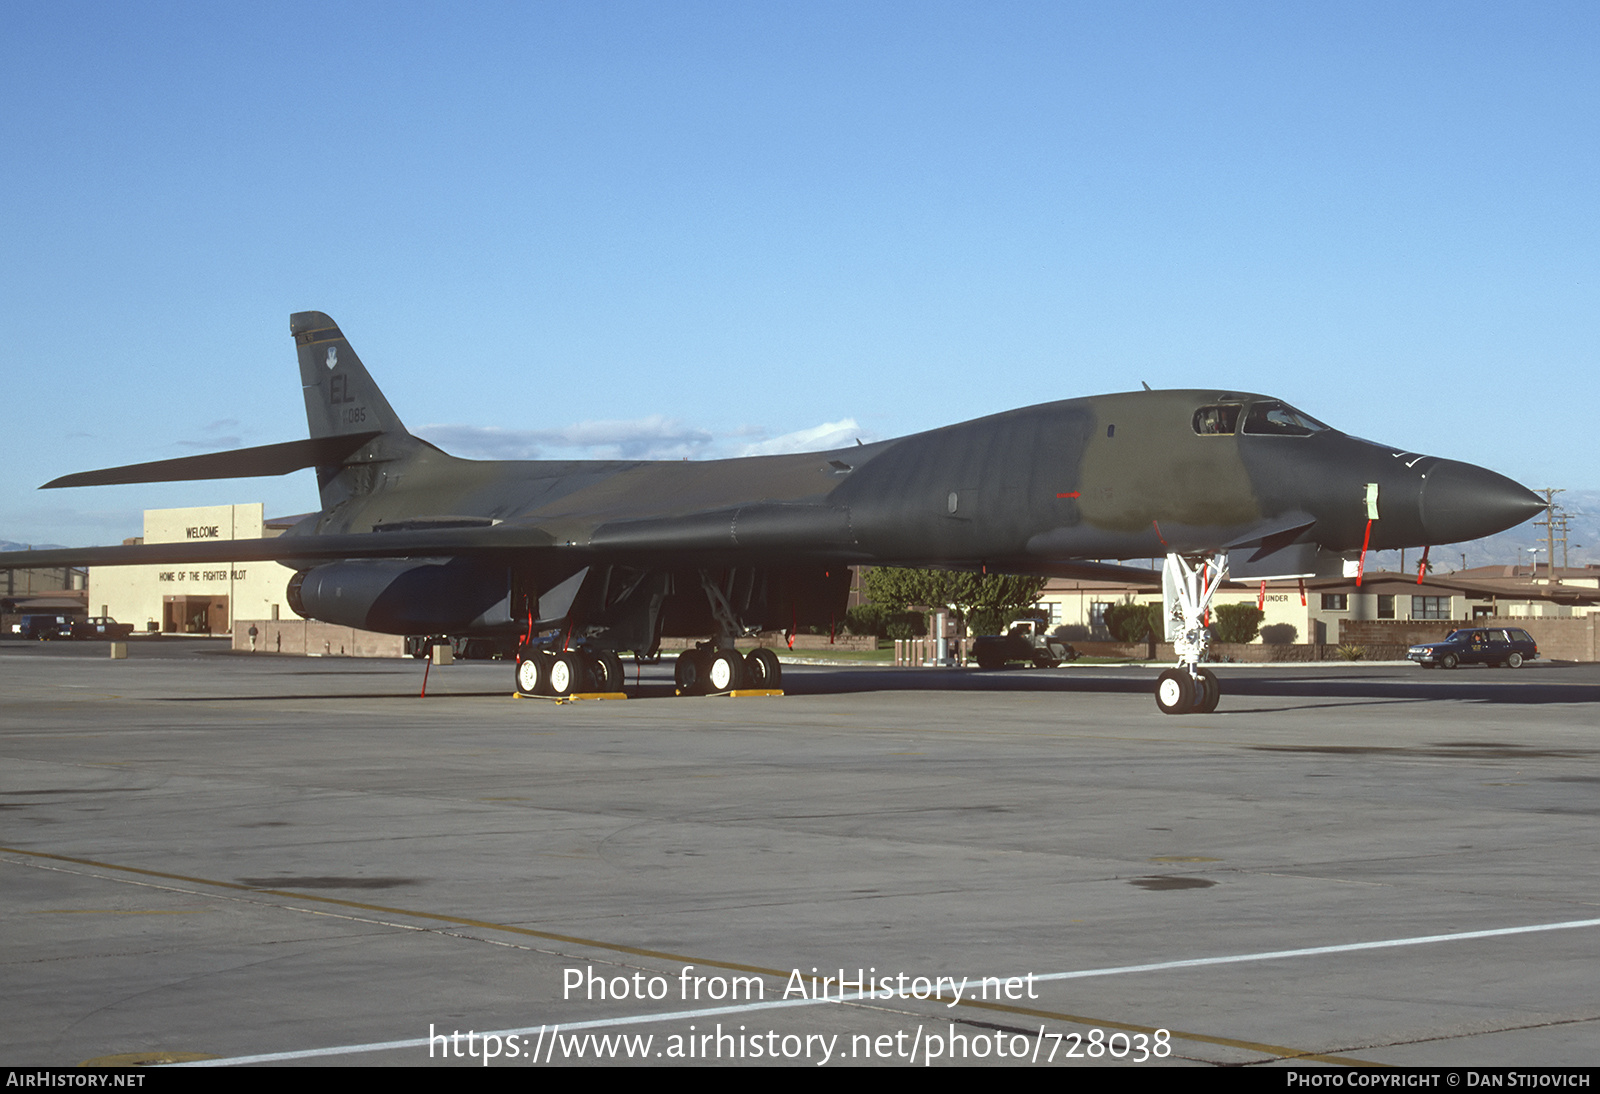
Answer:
xmin=33 ymin=908 xmax=206 ymax=915
xmin=1 ymin=845 xmax=777 ymax=978
xmin=4 ymin=844 xmax=1367 ymax=1065
xmin=82 ymin=1051 xmax=217 ymax=1066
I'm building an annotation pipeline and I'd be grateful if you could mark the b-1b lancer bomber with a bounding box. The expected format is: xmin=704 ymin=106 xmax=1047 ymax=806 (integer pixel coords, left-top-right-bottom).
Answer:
xmin=2 ymin=312 xmax=1546 ymax=713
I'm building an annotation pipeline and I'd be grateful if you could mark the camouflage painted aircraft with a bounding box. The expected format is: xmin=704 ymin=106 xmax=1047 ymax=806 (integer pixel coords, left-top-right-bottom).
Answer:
xmin=0 ymin=312 xmax=1545 ymax=713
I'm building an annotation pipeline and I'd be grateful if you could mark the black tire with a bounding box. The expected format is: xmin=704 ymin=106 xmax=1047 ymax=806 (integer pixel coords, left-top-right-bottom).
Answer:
xmin=593 ymin=651 xmax=626 ymax=691
xmin=745 ymin=648 xmax=782 ymax=688
xmin=976 ymin=654 xmax=1001 ymax=670
xmin=514 ymin=647 xmax=544 ymax=696
xmin=1195 ymin=668 xmax=1220 ymax=714
xmin=1506 ymin=652 xmax=1523 ymax=669
xmin=546 ymin=652 xmax=581 ymax=696
xmin=1155 ymin=669 xmax=1196 ymax=715
xmin=1441 ymin=653 xmax=1459 ymax=670
xmin=706 ymin=650 xmax=744 ymax=693
xmin=674 ymin=650 xmax=705 ymax=694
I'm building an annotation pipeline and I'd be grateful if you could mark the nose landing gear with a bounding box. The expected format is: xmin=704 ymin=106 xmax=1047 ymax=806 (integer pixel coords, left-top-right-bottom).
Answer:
xmin=1154 ymin=552 xmax=1228 ymax=715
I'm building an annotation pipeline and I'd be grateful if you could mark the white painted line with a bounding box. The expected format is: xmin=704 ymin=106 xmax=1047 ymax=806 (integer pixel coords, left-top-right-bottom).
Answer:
xmin=1030 ymin=916 xmax=1600 ymax=983
xmin=175 ymin=915 xmax=1600 ymax=1066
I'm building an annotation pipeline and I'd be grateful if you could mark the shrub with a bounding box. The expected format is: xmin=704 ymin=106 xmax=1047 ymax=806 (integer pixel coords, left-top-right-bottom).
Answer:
xmin=1104 ymin=601 xmax=1162 ymax=642
xmin=846 ymin=605 xmax=926 ymax=639
xmin=885 ymin=619 xmax=916 ymax=641
xmin=844 ymin=604 xmax=886 ymax=637
xmin=1259 ymin=623 xmax=1298 ymax=645
xmin=1210 ymin=604 xmax=1264 ymax=644
xmin=1337 ymin=643 xmax=1366 ymax=661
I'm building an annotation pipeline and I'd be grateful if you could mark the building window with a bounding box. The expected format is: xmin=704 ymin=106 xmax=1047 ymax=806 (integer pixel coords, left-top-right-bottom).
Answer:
xmin=1377 ymin=595 xmax=1394 ymax=620
xmin=1321 ymin=594 xmax=1348 ymax=611
xmin=1413 ymin=596 xmax=1451 ymax=620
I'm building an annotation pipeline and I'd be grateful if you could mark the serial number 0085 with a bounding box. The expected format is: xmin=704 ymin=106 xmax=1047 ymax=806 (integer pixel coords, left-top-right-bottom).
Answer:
xmin=1053 ymin=1028 xmax=1171 ymax=1062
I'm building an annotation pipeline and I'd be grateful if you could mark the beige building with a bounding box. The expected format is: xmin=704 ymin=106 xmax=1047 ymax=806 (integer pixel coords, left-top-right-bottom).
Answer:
xmin=89 ymin=505 xmax=299 ymax=634
xmin=1034 ymin=565 xmax=1600 ymax=646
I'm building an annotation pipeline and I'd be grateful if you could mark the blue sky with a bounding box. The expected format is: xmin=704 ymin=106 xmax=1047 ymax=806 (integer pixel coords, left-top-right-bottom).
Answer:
xmin=2 ymin=1 xmax=1594 ymax=554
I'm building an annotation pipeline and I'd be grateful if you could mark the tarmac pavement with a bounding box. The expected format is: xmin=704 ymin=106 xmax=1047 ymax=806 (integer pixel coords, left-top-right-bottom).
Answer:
xmin=2 ymin=639 xmax=1597 ymax=1067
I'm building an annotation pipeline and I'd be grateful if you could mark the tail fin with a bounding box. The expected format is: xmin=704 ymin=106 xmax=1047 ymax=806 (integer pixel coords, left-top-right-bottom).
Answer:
xmin=292 ymin=311 xmax=409 ymax=440
xmin=290 ymin=311 xmax=419 ymax=510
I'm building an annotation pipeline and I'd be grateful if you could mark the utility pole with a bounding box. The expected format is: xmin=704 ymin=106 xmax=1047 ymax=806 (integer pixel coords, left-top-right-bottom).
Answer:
xmin=1531 ymin=489 xmax=1564 ymax=585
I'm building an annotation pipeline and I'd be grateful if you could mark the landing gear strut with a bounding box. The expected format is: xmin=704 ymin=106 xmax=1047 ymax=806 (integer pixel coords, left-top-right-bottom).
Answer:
xmin=670 ymin=571 xmax=783 ymax=695
xmin=1155 ymin=551 xmax=1227 ymax=715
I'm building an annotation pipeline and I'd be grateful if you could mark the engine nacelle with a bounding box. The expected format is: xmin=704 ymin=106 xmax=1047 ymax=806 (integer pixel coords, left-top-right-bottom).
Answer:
xmin=287 ymin=559 xmax=512 ymax=635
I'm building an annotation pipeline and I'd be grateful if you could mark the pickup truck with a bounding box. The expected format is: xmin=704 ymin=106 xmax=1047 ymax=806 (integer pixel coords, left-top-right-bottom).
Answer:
xmin=972 ymin=621 xmax=1077 ymax=669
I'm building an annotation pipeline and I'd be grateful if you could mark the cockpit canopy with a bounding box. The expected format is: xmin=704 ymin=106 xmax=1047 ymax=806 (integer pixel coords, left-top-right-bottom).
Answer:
xmin=1193 ymin=400 xmax=1331 ymax=437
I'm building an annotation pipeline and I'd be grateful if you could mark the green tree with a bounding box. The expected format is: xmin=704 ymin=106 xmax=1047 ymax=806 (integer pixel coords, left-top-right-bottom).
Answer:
xmin=861 ymin=567 xmax=1046 ymax=636
xmin=1210 ymin=604 xmax=1264 ymax=644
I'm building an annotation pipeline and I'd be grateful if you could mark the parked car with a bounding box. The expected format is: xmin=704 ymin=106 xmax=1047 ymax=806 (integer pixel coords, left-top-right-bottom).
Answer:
xmin=1407 ymin=627 xmax=1538 ymax=669
xmin=973 ymin=620 xmax=1078 ymax=669
xmin=70 ymin=616 xmax=135 ymax=640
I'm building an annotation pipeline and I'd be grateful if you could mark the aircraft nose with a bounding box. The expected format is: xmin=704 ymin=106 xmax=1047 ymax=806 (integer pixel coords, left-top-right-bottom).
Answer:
xmin=1419 ymin=460 xmax=1546 ymax=544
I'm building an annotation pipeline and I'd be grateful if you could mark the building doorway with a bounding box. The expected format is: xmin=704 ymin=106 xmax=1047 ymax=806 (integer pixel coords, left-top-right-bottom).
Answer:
xmin=163 ymin=595 xmax=229 ymax=634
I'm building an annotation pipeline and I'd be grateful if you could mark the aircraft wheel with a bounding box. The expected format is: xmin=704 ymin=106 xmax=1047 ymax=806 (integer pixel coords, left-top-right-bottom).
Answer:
xmin=1506 ymin=653 xmax=1523 ymax=669
xmin=745 ymin=648 xmax=782 ymax=688
xmin=706 ymin=650 xmax=744 ymax=693
xmin=674 ymin=650 xmax=706 ymax=694
xmin=1195 ymin=668 xmax=1220 ymax=714
xmin=592 ymin=651 xmax=626 ymax=691
xmin=546 ymin=652 xmax=581 ymax=696
xmin=514 ymin=647 xmax=545 ymax=696
xmin=1155 ymin=669 xmax=1196 ymax=715
xmin=1440 ymin=653 xmax=1459 ymax=670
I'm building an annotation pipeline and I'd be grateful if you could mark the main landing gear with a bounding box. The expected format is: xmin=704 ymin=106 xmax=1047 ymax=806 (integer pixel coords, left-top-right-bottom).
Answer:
xmin=1154 ymin=551 xmax=1227 ymax=715
xmin=674 ymin=643 xmax=782 ymax=695
xmin=514 ymin=645 xmax=626 ymax=698
xmin=513 ymin=564 xmax=789 ymax=698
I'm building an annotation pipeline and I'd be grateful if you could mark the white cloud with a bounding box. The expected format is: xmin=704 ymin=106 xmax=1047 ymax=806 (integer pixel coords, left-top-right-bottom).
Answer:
xmin=421 ymin=417 xmax=715 ymax=461
xmin=735 ymin=419 xmax=863 ymax=456
xmin=422 ymin=415 xmax=869 ymax=461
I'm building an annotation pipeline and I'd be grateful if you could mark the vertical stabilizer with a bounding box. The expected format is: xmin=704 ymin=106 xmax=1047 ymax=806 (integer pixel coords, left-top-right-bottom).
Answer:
xmin=292 ymin=311 xmax=408 ymax=439
xmin=290 ymin=311 xmax=417 ymax=510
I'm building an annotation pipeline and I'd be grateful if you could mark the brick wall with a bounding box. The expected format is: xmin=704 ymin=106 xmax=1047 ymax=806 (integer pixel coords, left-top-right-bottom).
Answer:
xmin=1339 ymin=616 xmax=1597 ymax=662
xmin=233 ymin=619 xmax=405 ymax=658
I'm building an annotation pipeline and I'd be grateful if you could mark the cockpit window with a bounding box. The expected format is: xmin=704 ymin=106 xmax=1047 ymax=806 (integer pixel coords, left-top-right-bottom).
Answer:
xmin=1242 ymin=401 xmax=1330 ymax=437
xmin=1192 ymin=404 xmax=1241 ymax=435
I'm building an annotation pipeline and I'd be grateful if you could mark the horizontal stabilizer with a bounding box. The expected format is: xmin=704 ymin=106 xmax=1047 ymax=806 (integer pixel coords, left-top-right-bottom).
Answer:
xmin=0 ymin=520 xmax=559 ymax=571
xmin=41 ymin=433 xmax=382 ymax=489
